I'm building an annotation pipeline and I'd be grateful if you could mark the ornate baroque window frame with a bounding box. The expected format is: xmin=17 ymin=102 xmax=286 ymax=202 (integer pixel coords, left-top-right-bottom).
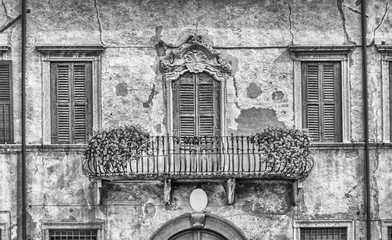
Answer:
xmin=376 ymin=45 xmax=392 ymax=142
xmin=159 ymin=35 xmax=232 ymax=137
xmin=293 ymin=220 xmax=354 ymax=240
xmin=36 ymin=46 xmax=104 ymax=144
xmin=289 ymin=46 xmax=354 ymax=143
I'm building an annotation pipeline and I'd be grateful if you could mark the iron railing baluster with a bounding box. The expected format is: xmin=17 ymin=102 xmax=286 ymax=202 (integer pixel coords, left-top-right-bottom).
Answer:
xmin=85 ymin=135 xmax=314 ymax=180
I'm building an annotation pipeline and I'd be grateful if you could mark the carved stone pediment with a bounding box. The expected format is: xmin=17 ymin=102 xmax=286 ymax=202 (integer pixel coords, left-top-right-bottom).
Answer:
xmin=160 ymin=35 xmax=231 ymax=81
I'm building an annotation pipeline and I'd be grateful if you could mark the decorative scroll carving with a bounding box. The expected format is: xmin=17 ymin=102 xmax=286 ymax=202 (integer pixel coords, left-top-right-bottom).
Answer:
xmin=184 ymin=50 xmax=208 ymax=73
xmin=159 ymin=34 xmax=232 ymax=82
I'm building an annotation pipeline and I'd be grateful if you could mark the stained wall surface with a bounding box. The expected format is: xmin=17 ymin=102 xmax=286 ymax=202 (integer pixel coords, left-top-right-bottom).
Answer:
xmin=0 ymin=0 xmax=391 ymax=240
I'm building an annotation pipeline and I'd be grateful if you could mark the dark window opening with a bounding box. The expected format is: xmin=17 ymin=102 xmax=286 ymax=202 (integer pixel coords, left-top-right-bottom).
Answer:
xmin=300 ymin=227 xmax=347 ymax=240
xmin=49 ymin=229 xmax=97 ymax=240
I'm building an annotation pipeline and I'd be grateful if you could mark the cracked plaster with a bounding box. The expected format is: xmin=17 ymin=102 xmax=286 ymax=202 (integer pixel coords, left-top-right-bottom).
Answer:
xmin=1 ymin=0 xmax=392 ymax=239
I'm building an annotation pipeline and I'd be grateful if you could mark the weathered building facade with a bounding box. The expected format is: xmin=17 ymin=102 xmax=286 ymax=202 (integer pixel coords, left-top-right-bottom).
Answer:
xmin=0 ymin=0 xmax=392 ymax=239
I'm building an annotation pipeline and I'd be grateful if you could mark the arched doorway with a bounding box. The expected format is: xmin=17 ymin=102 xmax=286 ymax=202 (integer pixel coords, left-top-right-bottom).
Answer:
xmin=150 ymin=213 xmax=246 ymax=240
xmin=169 ymin=229 xmax=227 ymax=240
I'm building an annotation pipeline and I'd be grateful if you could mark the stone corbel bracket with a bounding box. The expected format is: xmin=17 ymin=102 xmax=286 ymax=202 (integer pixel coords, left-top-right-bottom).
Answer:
xmin=164 ymin=178 xmax=171 ymax=204
xmin=95 ymin=179 xmax=102 ymax=205
xmin=227 ymin=178 xmax=236 ymax=205
xmin=292 ymin=180 xmax=304 ymax=206
xmin=159 ymin=34 xmax=232 ymax=81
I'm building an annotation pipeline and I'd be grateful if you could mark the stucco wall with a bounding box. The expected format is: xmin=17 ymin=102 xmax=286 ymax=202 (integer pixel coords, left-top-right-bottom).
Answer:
xmin=0 ymin=0 xmax=392 ymax=239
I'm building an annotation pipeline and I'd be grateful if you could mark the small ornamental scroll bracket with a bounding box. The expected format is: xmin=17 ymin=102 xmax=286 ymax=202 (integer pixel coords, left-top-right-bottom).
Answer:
xmin=164 ymin=178 xmax=172 ymax=204
xmin=190 ymin=213 xmax=206 ymax=228
xmin=159 ymin=34 xmax=232 ymax=82
xmin=227 ymin=178 xmax=236 ymax=205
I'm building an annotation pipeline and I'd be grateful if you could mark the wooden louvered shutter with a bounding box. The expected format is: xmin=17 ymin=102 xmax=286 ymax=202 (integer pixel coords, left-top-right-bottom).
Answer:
xmin=302 ymin=62 xmax=342 ymax=142
xmin=198 ymin=73 xmax=220 ymax=137
xmin=173 ymin=72 xmax=220 ymax=139
xmin=390 ymin=61 xmax=392 ymax=139
xmin=0 ymin=61 xmax=12 ymax=143
xmin=173 ymin=73 xmax=196 ymax=138
xmin=73 ymin=63 xmax=92 ymax=143
xmin=51 ymin=62 xmax=92 ymax=144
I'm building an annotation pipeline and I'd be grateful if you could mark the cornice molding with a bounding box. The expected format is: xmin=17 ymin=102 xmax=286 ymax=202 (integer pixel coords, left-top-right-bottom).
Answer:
xmin=36 ymin=45 xmax=105 ymax=56
xmin=0 ymin=45 xmax=10 ymax=53
xmin=288 ymin=45 xmax=355 ymax=57
xmin=376 ymin=45 xmax=392 ymax=53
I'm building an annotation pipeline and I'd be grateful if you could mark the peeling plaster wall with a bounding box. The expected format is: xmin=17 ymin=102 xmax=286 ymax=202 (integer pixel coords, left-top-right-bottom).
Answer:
xmin=0 ymin=0 xmax=391 ymax=240
xmin=101 ymin=181 xmax=294 ymax=240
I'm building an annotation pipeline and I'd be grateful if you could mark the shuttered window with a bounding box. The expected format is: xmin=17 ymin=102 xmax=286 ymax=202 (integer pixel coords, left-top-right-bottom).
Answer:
xmin=302 ymin=62 xmax=342 ymax=142
xmin=51 ymin=62 xmax=92 ymax=144
xmin=0 ymin=61 xmax=12 ymax=143
xmin=300 ymin=228 xmax=347 ymax=240
xmin=390 ymin=61 xmax=392 ymax=139
xmin=388 ymin=227 xmax=392 ymax=240
xmin=173 ymin=72 xmax=220 ymax=138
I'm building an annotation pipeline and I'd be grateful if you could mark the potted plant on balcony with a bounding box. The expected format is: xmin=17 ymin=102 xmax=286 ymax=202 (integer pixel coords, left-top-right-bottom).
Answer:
xmin=84 ymin=125 xmax=151 ymax=175
xmin=253 ymin=127 xmax=313 ymax=178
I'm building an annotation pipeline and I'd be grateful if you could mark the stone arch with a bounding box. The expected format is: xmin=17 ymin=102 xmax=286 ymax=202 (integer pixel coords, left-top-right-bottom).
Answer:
xmin=149 ymin=213 xmax=246 ymax=240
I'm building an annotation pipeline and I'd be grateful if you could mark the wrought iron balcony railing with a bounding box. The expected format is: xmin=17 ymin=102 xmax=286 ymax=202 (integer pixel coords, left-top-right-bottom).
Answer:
xmin=84 ymin=135 xmax=314 ymax=180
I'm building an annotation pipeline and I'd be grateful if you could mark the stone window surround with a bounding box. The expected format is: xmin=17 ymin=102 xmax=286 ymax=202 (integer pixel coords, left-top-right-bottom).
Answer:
xmin=36 ymin=46 xmax=104 ymax=144
xmin=376 ymin=45 xmax=392 ymax=142
xmin=289 ymin=45 xmax=355 ymax=143
xmin=382 ymin=220 xmax=392 ymax=240
xmin=42 ymin=222 xmax=104 ymax=240
xmin=0 ymin=211 xmax=10 ymax=240
xmin=293 ymin=220 xmax=354 ymax=240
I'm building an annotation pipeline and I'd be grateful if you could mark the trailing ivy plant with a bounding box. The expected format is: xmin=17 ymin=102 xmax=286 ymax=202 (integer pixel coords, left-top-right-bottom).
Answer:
xmin=253 ymin=127 xmax=312 ymax=174
xmin=84 ymin=125 xmax=151 ymax=173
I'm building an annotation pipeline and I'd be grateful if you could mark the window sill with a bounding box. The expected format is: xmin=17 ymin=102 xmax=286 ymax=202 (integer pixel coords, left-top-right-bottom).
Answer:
xmin=310 ymin=142 xmax=365 ymax=150
xmin=310 ymin=142 xmax=392 ymax=150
